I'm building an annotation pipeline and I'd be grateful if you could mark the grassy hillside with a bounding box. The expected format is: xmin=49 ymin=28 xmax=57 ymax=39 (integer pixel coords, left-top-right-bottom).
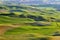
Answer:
xmin=0 ymin=5 xmax=60 ymax=40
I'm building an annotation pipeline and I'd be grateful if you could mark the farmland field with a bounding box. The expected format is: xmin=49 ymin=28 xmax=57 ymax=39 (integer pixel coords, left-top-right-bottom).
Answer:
xmin=0 ymin=4 xmax=60 ymax=40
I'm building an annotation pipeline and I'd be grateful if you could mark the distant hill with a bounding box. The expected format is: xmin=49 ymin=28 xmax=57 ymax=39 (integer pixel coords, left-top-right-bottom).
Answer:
xmin=0 ymin=5 xmax=60 ymax=22
xmin=1 ymin=0 xmax=60 ymax=5
xmin=31 ymin=4 xmax=60 ymax=11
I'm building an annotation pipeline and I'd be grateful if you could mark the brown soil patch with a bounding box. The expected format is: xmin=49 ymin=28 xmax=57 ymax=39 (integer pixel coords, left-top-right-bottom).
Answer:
xmin=51 ymin=36 xmax=60 ymax=40
xmin=0 ymin=24 xmax=20 ymax=35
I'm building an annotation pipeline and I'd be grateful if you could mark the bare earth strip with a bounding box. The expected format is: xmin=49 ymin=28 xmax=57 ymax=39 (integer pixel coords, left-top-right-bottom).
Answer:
xmin=0 ymin=24 xmax=20 ymax=35
xmin=51 ymin=36 xmax=60 ymax=40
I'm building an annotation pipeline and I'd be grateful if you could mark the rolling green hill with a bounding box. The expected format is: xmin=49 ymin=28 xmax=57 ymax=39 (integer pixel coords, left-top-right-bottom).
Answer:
xmin=0 ymin=5 xmax=60 ymax=40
